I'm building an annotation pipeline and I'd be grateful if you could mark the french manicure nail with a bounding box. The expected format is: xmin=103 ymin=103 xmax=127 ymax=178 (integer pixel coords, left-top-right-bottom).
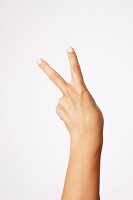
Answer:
xmin=36 ymin=58 xmax=43 ymax=66
xmin=67 ymin=47 xmax=73 ymax=53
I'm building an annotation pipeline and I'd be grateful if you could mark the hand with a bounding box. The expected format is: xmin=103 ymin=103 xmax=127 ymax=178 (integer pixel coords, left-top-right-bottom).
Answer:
xmin=37 ymin=47 xmax=104 ymax=153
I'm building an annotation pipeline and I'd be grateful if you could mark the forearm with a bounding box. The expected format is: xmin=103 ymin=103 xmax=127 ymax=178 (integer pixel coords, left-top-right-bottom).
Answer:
xmin=61 ymin=134 xmax=102 ymax=200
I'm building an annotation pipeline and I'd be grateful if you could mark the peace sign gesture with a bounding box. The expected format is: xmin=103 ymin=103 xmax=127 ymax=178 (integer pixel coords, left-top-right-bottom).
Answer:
xmin=37 ymin=47 xmax=103 ymax=145
xmin=37 ymin=47 xmax=85 ymax=95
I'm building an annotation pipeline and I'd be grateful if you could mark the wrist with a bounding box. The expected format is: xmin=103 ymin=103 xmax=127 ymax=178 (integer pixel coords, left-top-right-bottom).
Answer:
xmin=70 ymin=131 xmax=103 ymax=158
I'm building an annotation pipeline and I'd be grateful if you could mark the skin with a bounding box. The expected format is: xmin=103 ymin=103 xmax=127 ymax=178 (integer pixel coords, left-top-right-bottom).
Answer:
xmin=37 ymin=47 xmax=104 ymax=200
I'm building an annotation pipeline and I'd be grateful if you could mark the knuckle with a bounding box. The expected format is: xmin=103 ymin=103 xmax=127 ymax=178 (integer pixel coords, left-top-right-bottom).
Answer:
xmin=58 ymin=97 xmax=64 ymax=105
xmin=56 ymin=105 xmax=63 ymax=120
xmin=72 ymin=61 xmax=78 ymax=69
xmin=51 ymin=71 xmax=59 ymax=81
xmin=73 ymin=63 xmax=80 ymax=71
xmin=56 ymin=105 xmax=60 ymax=114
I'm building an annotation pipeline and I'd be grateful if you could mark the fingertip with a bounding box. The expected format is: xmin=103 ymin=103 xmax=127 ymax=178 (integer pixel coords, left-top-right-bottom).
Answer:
xmin=36 ymin=58 xmax=43 ymax=66
xmin=67 ymin=46 xmax=74 ymax=53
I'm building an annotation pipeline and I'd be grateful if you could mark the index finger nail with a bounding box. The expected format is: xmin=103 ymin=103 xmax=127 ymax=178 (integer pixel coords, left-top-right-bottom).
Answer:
xmin=36 ymin=58 xmax=43 ymax=66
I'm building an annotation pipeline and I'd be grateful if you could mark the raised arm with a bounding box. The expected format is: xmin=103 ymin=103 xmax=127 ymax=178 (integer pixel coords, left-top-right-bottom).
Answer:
xmin=37 ymin=47 xmax=104 ymax=200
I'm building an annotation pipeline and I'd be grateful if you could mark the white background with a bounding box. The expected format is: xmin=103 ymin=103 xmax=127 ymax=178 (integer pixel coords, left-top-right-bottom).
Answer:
xmin=0 ymin=0 xmax=133 ymax=199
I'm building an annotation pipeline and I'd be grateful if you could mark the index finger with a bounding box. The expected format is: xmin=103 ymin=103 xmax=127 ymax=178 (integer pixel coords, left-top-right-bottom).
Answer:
xmin=37 ymin=58 xmax=68 ymax=95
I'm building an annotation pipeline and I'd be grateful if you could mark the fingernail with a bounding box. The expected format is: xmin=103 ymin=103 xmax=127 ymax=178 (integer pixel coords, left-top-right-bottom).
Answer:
xmin=36 ymin=58 xmax=43 ymax=66
xmin=67 ymin=47 xmax=74 ymax=53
